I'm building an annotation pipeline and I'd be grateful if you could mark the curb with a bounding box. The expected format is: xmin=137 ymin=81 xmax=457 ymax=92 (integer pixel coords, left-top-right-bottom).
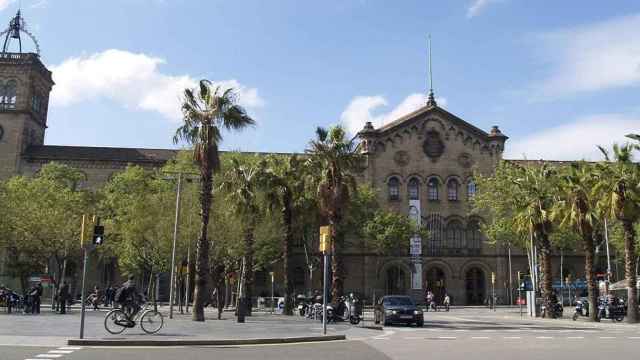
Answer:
xmin=67 ymin=335 xmax=346 ymax=347
xmin=360 ymin=325 xmax=383 ymax=330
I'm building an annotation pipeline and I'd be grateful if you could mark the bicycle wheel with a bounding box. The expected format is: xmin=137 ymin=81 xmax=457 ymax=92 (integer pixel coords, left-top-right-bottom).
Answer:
xmin=104 ymin=309 xmax=127 ymax=334
xmin=140 ymin=310 xmax=164 ymax=334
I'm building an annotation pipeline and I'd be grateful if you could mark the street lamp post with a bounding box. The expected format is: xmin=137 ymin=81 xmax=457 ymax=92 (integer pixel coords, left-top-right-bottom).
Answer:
xmin=169 ymin=173 xmax=183 ymax=320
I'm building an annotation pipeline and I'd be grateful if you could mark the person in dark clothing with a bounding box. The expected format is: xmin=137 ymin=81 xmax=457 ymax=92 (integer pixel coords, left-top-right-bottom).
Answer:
xmin=32 ymin=283 xmax=43 ymax=314
xmin=58 ymin=281 xmax=70 ymax=314
xmin=105 ymin=285 xmax=114 ymax=307
xmin=91 ymin=285 xmax=102 ymax=310
xmin=118 ymin=275 xmax=141 ymax=318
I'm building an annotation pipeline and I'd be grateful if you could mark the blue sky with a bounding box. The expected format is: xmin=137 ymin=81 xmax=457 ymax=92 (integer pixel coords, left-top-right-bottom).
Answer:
xmin=7 ymin=0 xmax=640 ymax=160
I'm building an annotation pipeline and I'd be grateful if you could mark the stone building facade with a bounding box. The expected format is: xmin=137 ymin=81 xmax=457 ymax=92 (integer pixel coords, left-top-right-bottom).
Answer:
xmin=0 ymin=22 xmax=587 ymax=304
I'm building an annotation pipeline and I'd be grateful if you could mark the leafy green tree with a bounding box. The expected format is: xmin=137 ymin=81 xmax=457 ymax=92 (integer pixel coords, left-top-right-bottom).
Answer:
xmin=306 ymin=126 xmax=361 ymax=302
xmin=173 ymin=80 xmax=255 ymax=321
xmin=594 ymin=144 xmax=640 ymax=323
xmin=363 ymin=211 xmax=428 ymax=256
xmin=552 ymin=162 xmax=600 ymax=321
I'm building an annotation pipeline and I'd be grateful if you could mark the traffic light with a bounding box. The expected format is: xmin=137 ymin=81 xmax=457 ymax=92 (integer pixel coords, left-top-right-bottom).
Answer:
xmin=93 ymin=225 xmax=105 ymax=245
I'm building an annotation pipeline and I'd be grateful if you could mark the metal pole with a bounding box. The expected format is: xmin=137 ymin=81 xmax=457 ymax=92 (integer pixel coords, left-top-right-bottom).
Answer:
xmin=271 ymin=272 xmax=275 ymax=314
xmin=508 ymin=245 xmax=513 ymax=306
xmin=604 ymin=218 xmax=612 ymax=285
xmin=169 ymin=173 xmax=183 ymax=319
xmin=185 ymin=238 xmax=191 ymax=313
xmin=560 ymin=249 xmax=564 ymax=306
xmin=79 ymin=215 xmax=87 ymax=339
xmin=322 ymin=253 xmax=328 ymax=336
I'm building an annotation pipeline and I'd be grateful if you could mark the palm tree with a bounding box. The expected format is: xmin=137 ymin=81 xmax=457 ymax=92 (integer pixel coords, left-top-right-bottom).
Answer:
xmin=595 ymin=144 xmax=640 ymax=323
xmin=510 ymin=163 xmax=558 ymax=309
xmin=553 ymin=162 xmax=599 ymax=321
xmin=173 ymin=80 xmax=255 ymax=321
xmin=260 ymin=155 xmax=308 ymax=315
xmin=219 ymin=158 xmax=262 ymax=317
xmin=306 ymin=126 xmax=360 ymax=302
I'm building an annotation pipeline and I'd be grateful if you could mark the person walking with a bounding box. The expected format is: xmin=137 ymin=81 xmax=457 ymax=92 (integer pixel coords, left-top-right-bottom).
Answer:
xmin=91 ymin=285 xmax=102 ymax=311
xmin=58 ymin=281 xmax=70 ymax=314
xmin=443 ymin=293 xmax=451 ymax=312
xmin=33 ymin=282 xmax=43 ymax=314
xmin=105 ymin=284 xmax=114 ymax=307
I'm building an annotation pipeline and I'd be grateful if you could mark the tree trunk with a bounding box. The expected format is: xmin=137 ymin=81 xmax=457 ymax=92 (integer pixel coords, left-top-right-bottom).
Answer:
xmin=330 ymin=222 xmax=343 ymax=303
xmin=192 ymin=163 xmax=213 ymax=322
xmin=583 ymin=226 xmax=597 ymax=322
xmin=282 ymin=191 xmax=294 ymax=315
xmin=622 ymin=220 xmax=638 ymax=323
xmin=244 ymin=224 xmax=255 ymax=316
xmin=538 ymin=232 xmax=553 ymax=310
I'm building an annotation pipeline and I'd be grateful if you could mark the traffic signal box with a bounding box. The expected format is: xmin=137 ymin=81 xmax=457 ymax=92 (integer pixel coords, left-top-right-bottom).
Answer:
xmin=319 ymin=225 xmax=331 ymax=253
xmin=92 ymin=225 xmax=105 ymax=245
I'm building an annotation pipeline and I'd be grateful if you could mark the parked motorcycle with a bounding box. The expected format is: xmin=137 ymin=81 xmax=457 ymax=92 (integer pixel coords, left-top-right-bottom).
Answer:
xmin=541 ymin=301 xmax=563 ymax=319
xmin=572 ymin=298 xmax=590 ymax=321
xmin=296 ymin=295 xmax=309 ymax=316
xmin=326 ymin=294 xmax=361 ymax=325
xmin=596 ymin=297 xmax=625 ymax=322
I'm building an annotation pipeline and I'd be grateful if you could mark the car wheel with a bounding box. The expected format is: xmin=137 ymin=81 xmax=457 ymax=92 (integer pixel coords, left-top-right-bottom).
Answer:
xmin=417 ymin=319 xmax=424 ymax=327
xmin=383 ymin=313 xmax=391 ymax=327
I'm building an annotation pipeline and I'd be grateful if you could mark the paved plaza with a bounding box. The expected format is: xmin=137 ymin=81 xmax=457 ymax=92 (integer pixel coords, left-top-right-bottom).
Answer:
xmin=2 ymin=307 xmax=640 ymax=359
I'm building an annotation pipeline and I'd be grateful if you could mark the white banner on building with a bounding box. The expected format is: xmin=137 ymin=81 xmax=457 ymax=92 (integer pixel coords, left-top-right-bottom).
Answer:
xmin=412 ymin=260 xmax=422 ymax=289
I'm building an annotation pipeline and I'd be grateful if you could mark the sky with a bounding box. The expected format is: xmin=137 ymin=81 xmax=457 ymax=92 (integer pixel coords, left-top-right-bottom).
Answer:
xmin=5 ymin=0 xmax=640 ymax=160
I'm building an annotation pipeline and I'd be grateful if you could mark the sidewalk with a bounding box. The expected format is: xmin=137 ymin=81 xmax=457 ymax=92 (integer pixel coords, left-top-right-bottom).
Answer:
xmin=0 ymin=307 xmax=352 ymax=347
xmin=497 ymin=306 xmax=640 ymax=329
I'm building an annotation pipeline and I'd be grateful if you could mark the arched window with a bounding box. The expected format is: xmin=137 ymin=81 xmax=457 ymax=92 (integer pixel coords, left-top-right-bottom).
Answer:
xmin=446 ymin=220 xmax=465 ymax=249
xmin=466 ymin=220 xmax=483 ymax=251
xmin=427 ymin=178 xmax=439 ymax=201
xmin=388 ymin=177 xmax=400 ymax=200
xmin=447 ymin=179 xmax=459 ymax=201
xmin=408 ymin=178 xmax=420 ymax=200
xmin=467 ymin=180 xmax=477 ymax=200
xmin=5 ymin=80 xmax=16 ymax=109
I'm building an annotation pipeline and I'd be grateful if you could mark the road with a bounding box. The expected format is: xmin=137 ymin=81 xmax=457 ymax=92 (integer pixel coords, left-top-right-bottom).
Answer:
xmin=2 ymin=308 xmax=640 ymax=360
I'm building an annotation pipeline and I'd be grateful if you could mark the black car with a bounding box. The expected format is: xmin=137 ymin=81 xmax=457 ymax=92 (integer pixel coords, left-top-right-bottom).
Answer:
xmin=374 ymin=295 xmax=424 ymax=327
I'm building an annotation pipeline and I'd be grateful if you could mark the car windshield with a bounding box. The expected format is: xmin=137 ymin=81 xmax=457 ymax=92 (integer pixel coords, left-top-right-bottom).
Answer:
xmin=384 ymin=297 xmax=414 ymax=306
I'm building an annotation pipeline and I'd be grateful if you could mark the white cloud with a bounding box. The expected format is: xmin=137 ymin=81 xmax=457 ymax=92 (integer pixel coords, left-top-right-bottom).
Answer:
xmin=340 ymin=93 xmax=447 ymax=135
xmin=504 ymin=114 xmax=640 ymax=161
xmin=0 ymin=0 xmax=15 ymax=11
xmin=49 ymin=49 xmax=264 ymax=122
xmin=466 ymin=0 xmax=500 ymax=18
xmin=531 ymin=14 xmax=640 ymax=100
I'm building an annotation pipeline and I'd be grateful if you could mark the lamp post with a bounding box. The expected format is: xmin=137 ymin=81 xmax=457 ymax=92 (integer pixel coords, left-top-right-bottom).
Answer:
xmin=168 ymin=173 xmax=183 ymax=319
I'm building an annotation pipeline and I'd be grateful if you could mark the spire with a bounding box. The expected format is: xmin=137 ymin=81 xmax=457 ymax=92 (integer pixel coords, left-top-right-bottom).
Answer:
xmin=426 ymin=34 xmax=437 ymax=107
xmin=1 ymin=9 xmax=40 ymax=56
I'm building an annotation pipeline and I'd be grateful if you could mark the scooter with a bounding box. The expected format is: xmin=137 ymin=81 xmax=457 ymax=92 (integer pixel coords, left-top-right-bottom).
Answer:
xmin=572 ymin=298 xmax=589 ymax=321
xmin=296 ymin=295 xmax=309 ymax=316
xmin=326 ymin=295 xmax=361 ymax=325
xmin=596 ymin=298 xmax=625 ymax=322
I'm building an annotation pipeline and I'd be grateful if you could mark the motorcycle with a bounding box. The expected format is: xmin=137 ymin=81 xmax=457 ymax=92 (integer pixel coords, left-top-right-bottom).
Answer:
xmin=572 ymin=298 xmax=590 ymax=321
xmin=326 ymin=294 xmax=361 ymax=325
xmin=296 ymin=295 xmax=309 ymax=317
xmin=541 ymin=301 xmax=563 ymax=319
xmin=596 ymin=297 xmax=625 ymax=322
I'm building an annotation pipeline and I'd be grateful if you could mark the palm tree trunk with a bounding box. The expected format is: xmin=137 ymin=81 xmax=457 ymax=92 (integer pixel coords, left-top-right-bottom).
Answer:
xmin=330 ymin=222 xmax=343 ymax=303
xmin=244 ymin=223 xmax=255 ymax=316
xmin=538 ymin=232 xmax=553 ymax=310
xmin=622 ymin=220 xmax=638 ymax=323
xmin=282 ymin=191 xmax=294 ymax=315
xmin=583 ymin=228 xmax=597 ymax=322
xmin=192 ymin=165 xmax=213 ymax=322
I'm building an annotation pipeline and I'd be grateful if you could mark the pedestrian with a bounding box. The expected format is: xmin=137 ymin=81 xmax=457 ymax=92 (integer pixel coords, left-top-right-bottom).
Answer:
xmin=58 ymin=281 xmax=70 ymax=314
xmin=443 ymin=293 xmax=451 ymax=312
xmin=105 ymin=284 xmax=114 ymax=307
xmin=32 ymin=282 xmax=43 ymax=314
xmin=91 ymin=285 xmax=102 ymax=310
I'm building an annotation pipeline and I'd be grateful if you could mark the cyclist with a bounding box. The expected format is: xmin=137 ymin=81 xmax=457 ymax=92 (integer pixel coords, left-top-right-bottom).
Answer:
xmin=116 ymin=275 xmax=143 ymax=321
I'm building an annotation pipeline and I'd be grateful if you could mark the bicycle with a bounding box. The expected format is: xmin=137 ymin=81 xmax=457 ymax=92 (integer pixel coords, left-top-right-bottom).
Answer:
xmin=104 ymin=302 xmax=164 ymax=334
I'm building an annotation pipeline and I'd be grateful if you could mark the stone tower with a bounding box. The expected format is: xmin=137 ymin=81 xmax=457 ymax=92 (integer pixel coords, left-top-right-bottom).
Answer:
xmin=0 ymin=11 xmax=53 ymax=180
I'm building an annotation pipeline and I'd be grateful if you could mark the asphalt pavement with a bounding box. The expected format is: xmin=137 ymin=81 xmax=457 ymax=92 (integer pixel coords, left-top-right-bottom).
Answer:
xmin=3 ymin=307 xmax=640 ymax=360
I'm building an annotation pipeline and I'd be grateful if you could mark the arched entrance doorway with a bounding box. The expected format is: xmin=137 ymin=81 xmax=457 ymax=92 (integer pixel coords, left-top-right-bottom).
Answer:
xmin=385 ymin=266 xmax=407 ymax=295
xmin=465 ymin=267 xmax=486 ymax=305
xmin=425 ymin=267 xmax=446 ymax=304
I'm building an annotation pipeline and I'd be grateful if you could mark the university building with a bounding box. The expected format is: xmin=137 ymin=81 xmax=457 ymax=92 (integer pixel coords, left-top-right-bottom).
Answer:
xmin=0 ymin=12 xmax=585 ymax=304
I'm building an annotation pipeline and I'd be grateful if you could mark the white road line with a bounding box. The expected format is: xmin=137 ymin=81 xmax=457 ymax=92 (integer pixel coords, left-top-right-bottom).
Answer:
xmin=536 ymin=336 xmax=553 ymax=339
xmin=57 ymin=347 xmax=82 ymax=350
xmin=471 ymin=337 xmax=490 ymax=339
xmin=35 ymin=355 xmax=63 ymax=359
xmin=438 ymin=336 xmax=456 ymax=339
xmin=404 ymin=337 xmax=423 ymax=340
xmin=627 ymin=337 xmax=640 ymax=339
xmin=48 ymin=351 xmax=73 ymax=354
xmin=482 ymin=329 xmax=496 ymax=332
xmin=567 ymin=337 xmax=584 ymax=339
xmin=453 ymin=329 xmax=468 ymax=332
xmin=599 ymin=337 xmax=616 ymax=339
xmin=374 ymin=338 xmax=389 ymax=340
xmin=504 ymin=337 xmax=521 ymax=339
